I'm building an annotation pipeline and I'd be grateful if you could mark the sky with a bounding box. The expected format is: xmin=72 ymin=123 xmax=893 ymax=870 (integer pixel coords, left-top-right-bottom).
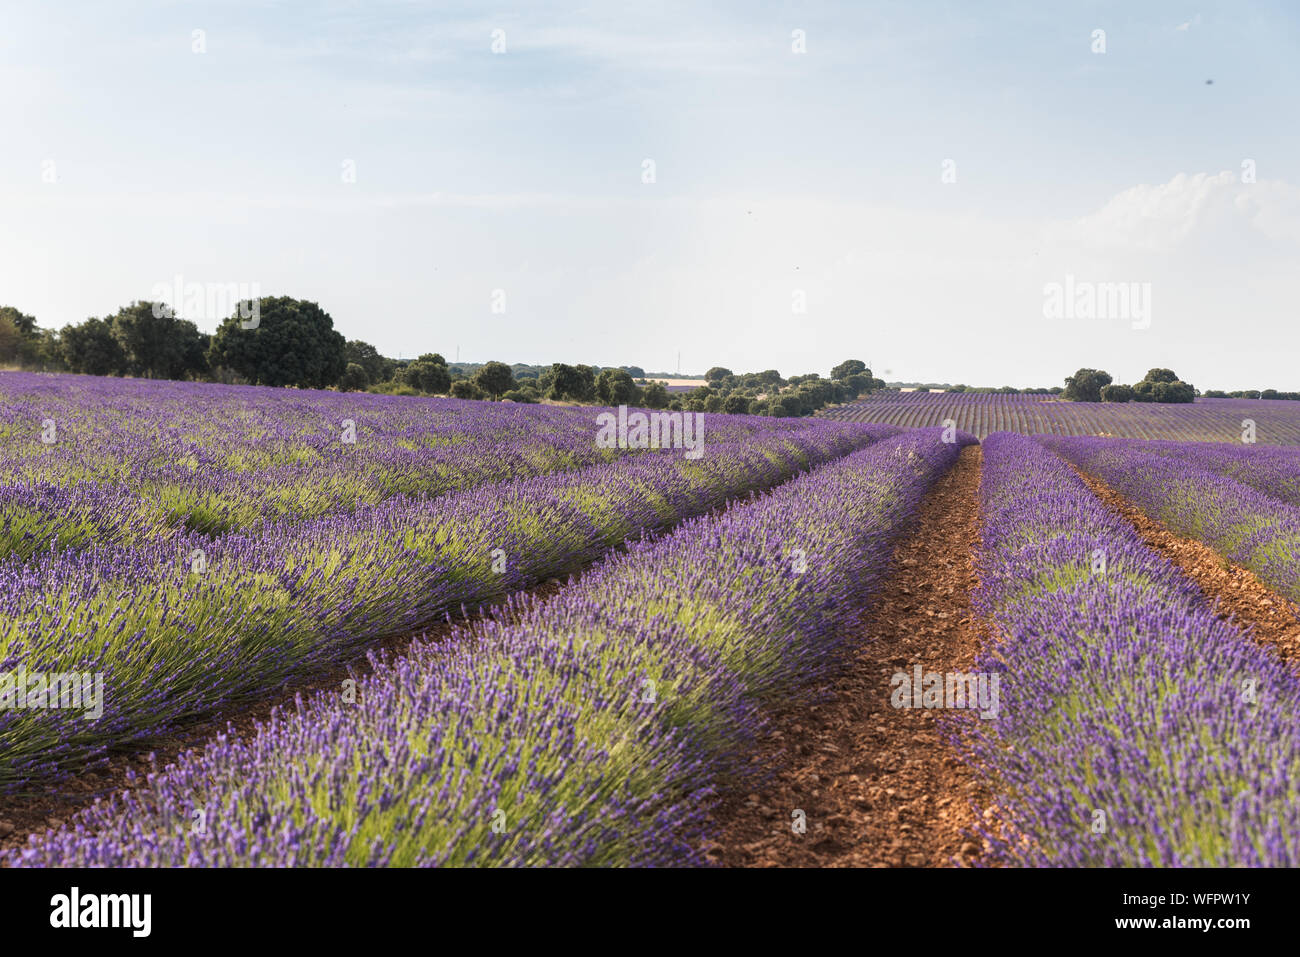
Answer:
xmin=1 ymin=0 xmax=1298 ymax=388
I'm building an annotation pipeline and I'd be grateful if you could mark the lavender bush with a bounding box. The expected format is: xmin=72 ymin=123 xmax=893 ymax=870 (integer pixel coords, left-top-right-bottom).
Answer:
xmin=0 ymin=415 xmax=890 ymax=789
xmin=10 ymin=429 xmax=972 ymax=866
xmin=1126 ymin=438 xmax=1300 ymax=508
xmin=1045 ymin=436 xmax=1300 ymax=603
xmin=956 ymin=432 xmax=1300 ymax=866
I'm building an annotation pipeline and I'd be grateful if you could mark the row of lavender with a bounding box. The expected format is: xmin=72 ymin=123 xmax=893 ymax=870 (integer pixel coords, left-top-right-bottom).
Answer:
xmin=1134 ymin=438 xmax=1300 ymax=509
xmin=959 ymin=433 xmax=1300 ymax=866
xmin=0 ymin=419 xmax=890 ymax=790
xmin=1044 ymin=437 xmax=1300 ymax=604
xmin=1 ymin=373 xmax=804 ymax=556
xmin=9 ymin=429 xmax=973 ymax=866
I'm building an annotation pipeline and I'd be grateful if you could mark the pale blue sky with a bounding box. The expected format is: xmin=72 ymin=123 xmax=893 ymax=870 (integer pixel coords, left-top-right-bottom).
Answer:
xmin=2 ymin=1 xmax=1297 ymax=387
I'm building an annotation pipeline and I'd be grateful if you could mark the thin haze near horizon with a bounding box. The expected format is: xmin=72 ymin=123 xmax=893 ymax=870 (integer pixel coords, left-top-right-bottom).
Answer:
xmin=2 ymin=1 xmax=1297 ymax=389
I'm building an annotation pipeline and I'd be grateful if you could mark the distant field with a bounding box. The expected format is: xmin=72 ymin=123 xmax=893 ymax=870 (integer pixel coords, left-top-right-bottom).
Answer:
xmin=821 ymin=391 xmax=1300 ymax=444
xmin=655 ymin=378 xmax=709 ymax=393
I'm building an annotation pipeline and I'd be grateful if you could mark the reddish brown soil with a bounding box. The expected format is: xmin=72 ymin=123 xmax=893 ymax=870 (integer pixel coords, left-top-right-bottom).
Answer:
xmin=1076 ymin=468 xmax=1300 ymax=667
xmin=706 ymin=445 xmax=990 ymax=867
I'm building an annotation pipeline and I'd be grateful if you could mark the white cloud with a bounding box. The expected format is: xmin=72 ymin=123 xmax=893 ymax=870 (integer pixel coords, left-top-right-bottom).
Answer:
xmin=1175 ymin=14 xmax=1202 ymax=31
xmin=1047 ymin=171 xmax=1300 ymax=252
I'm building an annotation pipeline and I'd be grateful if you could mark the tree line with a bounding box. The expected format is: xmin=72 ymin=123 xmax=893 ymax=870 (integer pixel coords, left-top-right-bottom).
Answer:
xmin=12 ymin=299 xmax=1274 ymax=411
xmin=1062 ymin=368 xmax=1197 ymax=404
xmin=0 ymin=298 xmax=885 ymax=416
xmin=378 ymin=358 xmax=889 ymax=415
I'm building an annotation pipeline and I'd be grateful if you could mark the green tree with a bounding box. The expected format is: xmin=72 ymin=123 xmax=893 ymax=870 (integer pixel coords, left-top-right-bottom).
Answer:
xmin=1100 ymin=383 xmax=1135 ymax=403
xmin=704 ymin=366 xmax=733 ymax=384
xmin=843 ymin=373 xmax=872 ymax=396
xmin=473 ymin=360 xmax=516 ymax=399
xmin=686 ymin=385 xmax=713 ymax=404
xmin=344 ymin=340 xmax=394 ymax=384
xmin=60 ymin=318 xmax=128 ymax=376
xmin=546 ymin=363 xmax=596 ymax=402
xmin=27 ymin=328 xmax=64 ymax=370
xmin=402 ymin=353 xmax=451 ymax=394
xmin=595 ymin=368 xmax=641 ymax=405
xmin=0 ymin=314 xmax=24 ymax=365
xmin=773 ymin=393 xmax=805 ymax=417
xmin=107 ymin=302 xmax=207 ymax=379
xmin=0 ymin=306 xmax=37 ymax=338
xmin=184 ymin=329 xmax=211 ymax=378
xmin=722 ymin=394 xmax=751 ymax=415
xmin=830 ymin=359 xmax=868 ymax=380
xmin=1134 ymin=368 xmax=1195 ymax=403
xmin=1152 ymin=380 xmax=1195 ymax=403
xmin=575 ymin=365 xmax=599 ymax=400
xmin=797 ymin=379 xmax=837 ymax=409
xmin=1062 ymin=368 xmax=1112 ymax=402
xmin=450 ymin=379 xmax=483 ymax=400
xmin=641 ymin=381 xmax=670 ymax=409
xmin=208 ymin=297 xmax=347 ymax=389
xmin=0 ymin=305 xmax=40 ymax=365
xmin=338 ymin=363 xmax=370 ymax=392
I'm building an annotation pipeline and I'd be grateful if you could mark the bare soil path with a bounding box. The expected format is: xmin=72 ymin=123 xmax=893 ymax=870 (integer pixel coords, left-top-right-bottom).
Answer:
xmin=707 ymin=445 xmax=989 ymax=867
xmin=1075 ymin=467 xmax=1300 ymax=667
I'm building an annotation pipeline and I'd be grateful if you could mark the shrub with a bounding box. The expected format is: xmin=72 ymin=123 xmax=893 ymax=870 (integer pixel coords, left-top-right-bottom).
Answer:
xmin=1100 ymin=383 xmax=1135 ymax=403
xmin=338 ymin=363 xmax=370 ymax=392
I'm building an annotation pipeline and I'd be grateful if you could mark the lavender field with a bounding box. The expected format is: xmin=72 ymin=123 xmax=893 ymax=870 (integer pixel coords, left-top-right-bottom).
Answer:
xmin=823 ymin=391 xmax=1300 ymax=444
xmin=10 ymin=0 xmax=1299 ymax=932
xmin=964 ymin=434 xmax=1300 ymax=866
xmin=2 ymin=371 xmax=1298 ymax=869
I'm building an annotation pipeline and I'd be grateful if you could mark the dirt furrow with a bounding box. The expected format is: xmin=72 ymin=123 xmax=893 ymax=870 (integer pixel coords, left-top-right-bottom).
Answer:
xmin=706 ymin=445 xmax=989 ymax=867
xmin=1074 ymin=467 xmax=1300 ymax=667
